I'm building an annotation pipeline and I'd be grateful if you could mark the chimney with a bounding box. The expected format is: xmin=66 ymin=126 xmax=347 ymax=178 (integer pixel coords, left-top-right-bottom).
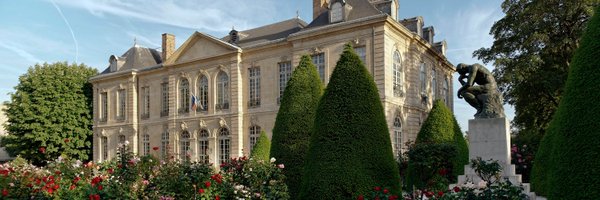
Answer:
xmin=399 ymin=16 xmax=424 ymax=37
xmin=161 ymin=33 xmax=175 ymax=62
xmin=313 ymin=0 xmax=329 ymax=20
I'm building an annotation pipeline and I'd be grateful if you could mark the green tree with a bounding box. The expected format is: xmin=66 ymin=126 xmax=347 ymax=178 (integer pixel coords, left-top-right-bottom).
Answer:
xmin=270 ymin=55 xmax=322 ymax=199
xmin=474 ymin=0 xmax=598 ymax=137
xmin=1 ymin=62 xmax=97 ymax=165
xmin=299 ymin=44 xmax=400 ymax=199
xmin=250 ymin=131 xmax=271 ymax=162
xmin=407 ymin=100 xmax=468 ymax=191
xmin=534 ymin=6 xmax=600 ymax=199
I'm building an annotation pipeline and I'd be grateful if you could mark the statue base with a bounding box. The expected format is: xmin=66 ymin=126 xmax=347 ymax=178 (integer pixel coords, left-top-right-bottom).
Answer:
xmin=456 ymin=118 xmax=535 ymax=198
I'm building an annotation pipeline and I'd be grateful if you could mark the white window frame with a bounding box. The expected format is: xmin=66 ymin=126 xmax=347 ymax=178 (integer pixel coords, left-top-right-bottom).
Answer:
xmin=217 ymin=71 xmax=230 ymax=110
xmin=393 ymin=50 xmax=403 ymax=97
xmin=117 ymin=89 xmax=126 ymax=120
xmin=161 ymin=82 xmax=169 ymax=117
xmin=278 ymin=61 xmax=292 ymax=104
xmin=198 ymin=129 xmax=209 ymax=164
xmin=179 ymin=79 xmax=190 ymax=113
xmin=198 ymin=76 xmax=209 ymax=112
xmin=248 ymin=67 xmax=261 ymax=108
xmin=219 ymin=128 xmax=230 ymax=164
xmin=180 ymin=131 xmax=191 ymax=162
xmin=312 ymin=53 xmax=325 ymax=82
xmin=143 ymin=134 xmax=150 ymax=155
xmin=249 ymin=125 xmax=261 ymax=152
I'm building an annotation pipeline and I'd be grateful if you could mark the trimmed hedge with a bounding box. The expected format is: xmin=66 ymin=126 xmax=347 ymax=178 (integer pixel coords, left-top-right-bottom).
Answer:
xmin=250 ymin=131 xmax=271 ymax=162
xmin=270 ymin=55 xmax=323 ymax=199
xmin=299 ymin=44 xmax=400 ymax=199
xmin=407 ymin=100 xmax=468 ymax=190
xmin=540 ymin=6 xmax=600 ymax=199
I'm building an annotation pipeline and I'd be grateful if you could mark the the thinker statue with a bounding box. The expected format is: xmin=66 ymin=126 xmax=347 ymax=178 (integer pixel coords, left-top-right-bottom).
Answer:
xmin=456 ymin=63 xmax=505 ymax=119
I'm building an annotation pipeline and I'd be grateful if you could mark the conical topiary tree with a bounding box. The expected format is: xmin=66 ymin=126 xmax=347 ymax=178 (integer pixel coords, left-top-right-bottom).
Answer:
xmin=270 ymin=55 xmax=323 ymax=199
xmin=250 ymin=131 xmax=271 ymax=162
xmin=298 ymin=44 xmax=400 ymax=199
xmin=407 ymin=100 xmax=468 ymax=191
xmin=538 ymin=6 xmax=600 ymax=199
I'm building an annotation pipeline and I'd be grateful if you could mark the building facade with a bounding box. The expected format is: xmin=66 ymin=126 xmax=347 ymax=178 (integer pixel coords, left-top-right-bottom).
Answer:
xmin=90 ymin=0 xmax=455 ymax=164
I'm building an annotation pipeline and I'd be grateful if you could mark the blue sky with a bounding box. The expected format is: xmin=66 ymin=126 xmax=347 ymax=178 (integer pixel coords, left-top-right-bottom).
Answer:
xmin=0 ymin=0 xmax=509 ymax=130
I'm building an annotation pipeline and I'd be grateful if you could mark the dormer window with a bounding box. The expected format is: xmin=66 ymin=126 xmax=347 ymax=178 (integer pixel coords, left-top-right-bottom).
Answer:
xmin=109 ymin=55 xmax=118 ymax=72
xmin=330 ymin=2 xmax=343 ymax=23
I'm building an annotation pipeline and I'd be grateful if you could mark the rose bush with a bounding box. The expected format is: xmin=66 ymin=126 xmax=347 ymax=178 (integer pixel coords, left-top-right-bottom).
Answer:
xmin=0 ymin=142 xmax=288 ymax=199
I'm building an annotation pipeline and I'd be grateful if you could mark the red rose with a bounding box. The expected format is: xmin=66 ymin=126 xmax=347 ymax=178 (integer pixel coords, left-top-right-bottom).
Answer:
xmin=438 ymin=168 xmax=448 ymax=176
xmin=425 ymin=191 xmax=434 ymax=198
xmin=453 ymin=186 xmax=460 ymax=193
xmin=357 ymin=195 xmax=364 ymax=200
xmin=215 ymin=195 xmax=220 ymax=200
xmin=47 ymin=188 xmax=54 ymax=194
xmin=383 ymin=189 xmax=389 ymax=194
xmin=98 ymin=185 xmax=103 ymax=191
xmin=2 ymin=188 xmax=8 ymax=196
xmin=70 ymin=184 xmax=76 ymax=190
xmin=199 ymin=188 xmax=205 ymax=194
xmin=64 ymin=138 xmax=70 ymax=143
xmin=39 ymin=147 xmax=46 ymax=154
xmin=153 ymin=146 xmax=159 ymax=151
xmin=374 ymin=186 xmax=381 ymax=191
xmin=388 ymin=195 xmax=398 ymax=200
xmin=94 ymin=194 xmax=100 ymax=200
xmin=55 ymin=171 xmax=61 ymax=175
xmin=107 ymin=168 xmax=114 ymax=174
xmin=438 ymin=191 xmax=444 ymax=197
xmin=204 ymin=181 xmax=211 ymax=188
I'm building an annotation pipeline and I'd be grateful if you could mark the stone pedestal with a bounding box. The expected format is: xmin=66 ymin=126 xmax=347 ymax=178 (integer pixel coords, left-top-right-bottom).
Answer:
xmin=457 ymin=118 xmax=534 ymax=197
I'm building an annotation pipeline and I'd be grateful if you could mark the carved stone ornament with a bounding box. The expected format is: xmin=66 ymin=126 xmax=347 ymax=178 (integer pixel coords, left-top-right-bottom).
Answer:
xmin=199 ymin=119 xmax=207 ymax=129
xmin=219 ymin=118 xmax=228 ymax=128
xmin=180 ymin=122 xmax=188 ymax=131
xmin=250 ymin=116 xmax=259 ymax=126
xmin=456 ymin=63 xmax=505 ymax=119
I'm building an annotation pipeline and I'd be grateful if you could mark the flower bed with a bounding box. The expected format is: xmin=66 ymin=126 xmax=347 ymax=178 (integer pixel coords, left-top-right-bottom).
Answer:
xmin=0 ymin=142 xmax=288 ymax=199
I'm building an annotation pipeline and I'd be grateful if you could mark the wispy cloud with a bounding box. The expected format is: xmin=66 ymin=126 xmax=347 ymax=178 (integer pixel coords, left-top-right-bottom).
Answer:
xmin=50 ymin=0 xmax=79 ymax=63
xmin=0 ymin=42 xmax=41 ymax=64
xmin=48 ymin=0 xmax=278 ymax=33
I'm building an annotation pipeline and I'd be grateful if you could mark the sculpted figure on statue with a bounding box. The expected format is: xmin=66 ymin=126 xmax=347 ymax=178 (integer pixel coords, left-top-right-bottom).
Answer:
xmin=456 ymin=63 xmax=505 ymax=119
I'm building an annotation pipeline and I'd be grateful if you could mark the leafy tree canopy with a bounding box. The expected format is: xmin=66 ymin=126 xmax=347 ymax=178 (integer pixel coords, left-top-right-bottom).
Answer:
xmin=1 ymin=62 xmax=97 ymax=165
xmin=474 ymin=0 xmax=599 ymax=137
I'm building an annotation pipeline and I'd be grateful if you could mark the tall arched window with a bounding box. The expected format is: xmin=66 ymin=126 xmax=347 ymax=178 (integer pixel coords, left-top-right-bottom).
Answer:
xmin=180 ymin=79 xmax=190 ymax=113
xmin=219 ymin=128 xmax=230 ymax=164
xmin=393 ymin=114 xmax=402 ymax=156
xmin=217 ymin=71 xmax=229 ymax=110
xmin=443 ymin=78 xmax=449 ymax=106
xmin=249 ymin=125 xmax=261 ymax=152
xmin=420 ymin=63 xmax=427 ymax=95
xmin=393 ymin=50 xmax=403 ymax=97
xmin=198 ymin=129 xmax=209 ymax=164
xmin=432 ymin=68 xmax=437 ymax=99
xmin=161 ymin=130 xmax=169 ymax=160
xmin=180 ymin=131 xmax=191 ymax=162
xmin=198 ymin=75 xmax=209 ymax=111
xmin=143 ymin=134 xmax=150 ymax=155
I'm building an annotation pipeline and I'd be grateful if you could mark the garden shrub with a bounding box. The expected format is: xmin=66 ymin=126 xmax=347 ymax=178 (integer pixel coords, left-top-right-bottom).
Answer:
xmin=541 ymin=5 xmax=600 ymax=199
xmin=250 ymin=131 xmax=271 ymax=162
xmin=407 ymin=100 xmax=468 ymax=191
xmin=530 ymin=124 xmax=557 ymax=196
xmin=270 ymin=54 xmax=323 ymax=199
xmin=405 ymin=143 xmax=458 ymax=193
xmin=299 ymin=43 xmax=400 ymax=199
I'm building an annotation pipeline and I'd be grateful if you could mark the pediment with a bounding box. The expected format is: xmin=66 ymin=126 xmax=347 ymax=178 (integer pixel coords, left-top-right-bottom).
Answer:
xmin=165 ymin=31 xmax=241 ymax=65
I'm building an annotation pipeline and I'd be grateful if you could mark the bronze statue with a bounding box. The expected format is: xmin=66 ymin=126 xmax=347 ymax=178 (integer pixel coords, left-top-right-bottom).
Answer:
xmin=456 ymin=63 xmax=505 ymax=119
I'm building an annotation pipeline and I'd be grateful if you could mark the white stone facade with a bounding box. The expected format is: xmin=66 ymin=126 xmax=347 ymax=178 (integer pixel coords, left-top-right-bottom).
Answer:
xmin=90 ymin=0 xmax=455 ymax=165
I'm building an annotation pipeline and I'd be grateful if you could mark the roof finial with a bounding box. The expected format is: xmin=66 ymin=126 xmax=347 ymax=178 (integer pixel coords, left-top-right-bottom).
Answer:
xmin=232 ymin=25 xmax=235 ymax=30
xmin=296 ymin=10 xmax=300 ymax=19
xmin=133 ymin=37 xmax=138 ymax=47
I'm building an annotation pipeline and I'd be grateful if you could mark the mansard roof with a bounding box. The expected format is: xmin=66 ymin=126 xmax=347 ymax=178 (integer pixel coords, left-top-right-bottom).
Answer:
xmin=100 ymin=45 xmax=162 ymax=74
xmin=305 ymin=0 xmax=382 ymax=29
xmin=221 ymin=18 xmax=307 ymax=48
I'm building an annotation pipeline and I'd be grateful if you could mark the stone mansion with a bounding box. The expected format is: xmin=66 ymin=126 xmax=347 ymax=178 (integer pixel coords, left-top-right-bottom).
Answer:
xmin=90 ymin=0 xmax=455 ymax=164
